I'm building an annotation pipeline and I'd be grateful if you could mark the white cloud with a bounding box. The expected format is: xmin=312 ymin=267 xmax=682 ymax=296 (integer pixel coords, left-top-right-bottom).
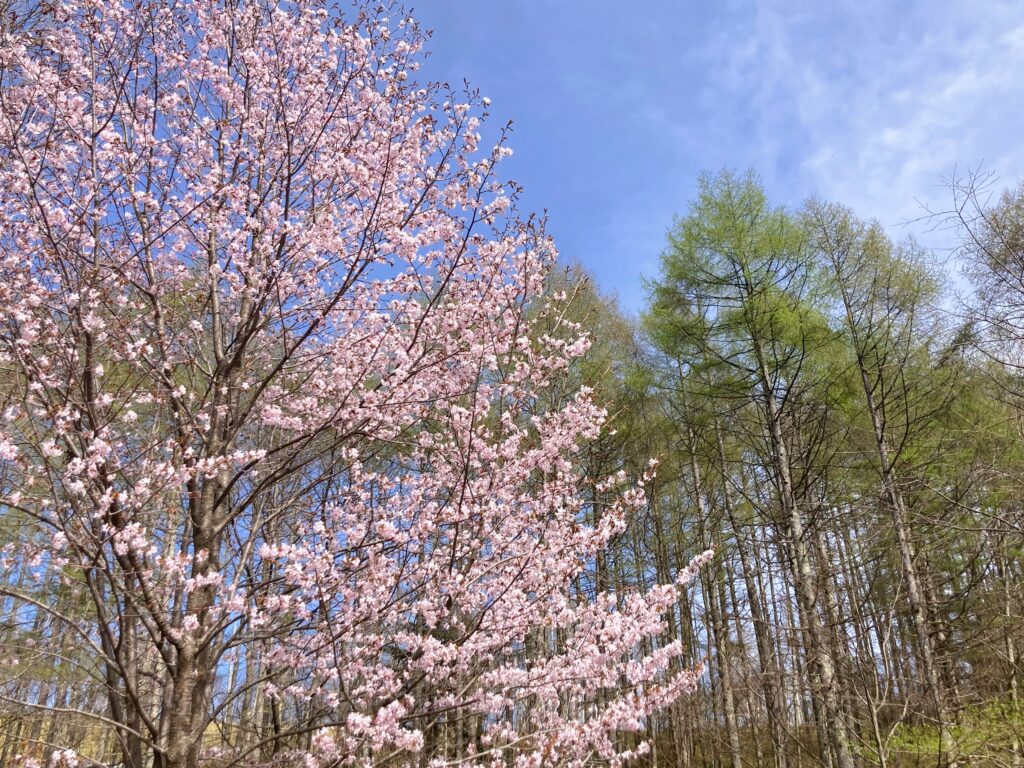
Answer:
xmin=700 ymin=0 xmax=1024 ymax=250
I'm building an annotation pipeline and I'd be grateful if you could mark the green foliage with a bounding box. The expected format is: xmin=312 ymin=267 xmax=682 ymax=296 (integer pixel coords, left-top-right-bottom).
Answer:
xmin=645 ymin=170 xmax=840 ymax=399
xmin=882 ymin=700 xmax=1024 ymax=767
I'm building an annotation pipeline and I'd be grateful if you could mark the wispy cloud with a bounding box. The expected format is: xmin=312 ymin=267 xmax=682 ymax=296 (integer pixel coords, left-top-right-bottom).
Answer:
xmin=700 ymin=0 xmax=1024 ymax=247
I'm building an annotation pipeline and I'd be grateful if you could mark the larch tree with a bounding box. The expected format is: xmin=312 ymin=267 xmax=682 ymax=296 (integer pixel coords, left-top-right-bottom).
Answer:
xmin=645 ymin=171 xmax=856 ymax=768
xmin=806 ymin=201 xmax=957 ymax=763
xmin=0 ymin=2 xmax=711 ymax=768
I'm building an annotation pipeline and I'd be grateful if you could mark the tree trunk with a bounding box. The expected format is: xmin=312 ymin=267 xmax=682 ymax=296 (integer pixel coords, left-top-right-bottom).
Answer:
xmin=717 ymin=424 xmax=790 ymax=768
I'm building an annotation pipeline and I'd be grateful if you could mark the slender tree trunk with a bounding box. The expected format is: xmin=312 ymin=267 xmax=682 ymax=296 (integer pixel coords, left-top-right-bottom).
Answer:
xmin=999 ymin=549 xmax=1022 ymax=767
xmin=812 ymin=523 xmax=859 ymax=755
xmin=752 ymin=345 xmax=856 ymax=768
xmin=863 ymin=379 xmax=953 ymax=764
xmin=717 ymin=424 xmax=790 ymax=768
xmin=686 ymin=427 xmax=743 ymax=768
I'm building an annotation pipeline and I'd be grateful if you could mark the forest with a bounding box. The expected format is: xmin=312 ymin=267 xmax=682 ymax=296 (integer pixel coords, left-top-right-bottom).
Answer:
xmin=538 ymin=170 xmax=1024 ymax=768
xmin=0 ymin=2 xmax=1022 ymax=768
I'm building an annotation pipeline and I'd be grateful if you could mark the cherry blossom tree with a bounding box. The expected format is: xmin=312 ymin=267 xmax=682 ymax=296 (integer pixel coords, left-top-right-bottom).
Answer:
xmin=0 ymin=2 xmax=709 ymax=767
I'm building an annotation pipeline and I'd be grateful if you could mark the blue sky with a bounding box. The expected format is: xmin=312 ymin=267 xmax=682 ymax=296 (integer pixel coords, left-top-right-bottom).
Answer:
xmin=413 ymin=1 xmax=1024 ymax=311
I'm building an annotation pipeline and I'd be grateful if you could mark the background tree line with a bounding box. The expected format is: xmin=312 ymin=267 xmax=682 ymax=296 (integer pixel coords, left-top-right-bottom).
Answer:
xmin=537 ymin=169 xmax=1024 ymax=768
